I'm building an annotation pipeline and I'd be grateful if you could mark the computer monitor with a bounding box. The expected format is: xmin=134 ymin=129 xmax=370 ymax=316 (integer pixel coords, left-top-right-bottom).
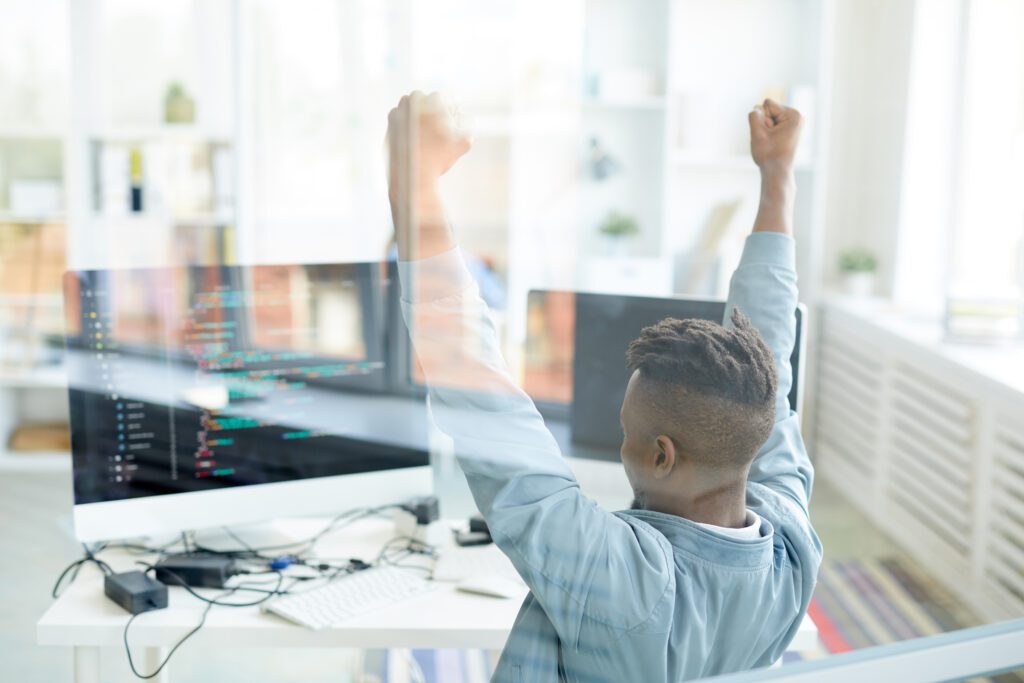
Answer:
xmin=524 ymin=291 xmax=806 ymax=461
xmin=63 ymin=261 xmax=432 ymax=542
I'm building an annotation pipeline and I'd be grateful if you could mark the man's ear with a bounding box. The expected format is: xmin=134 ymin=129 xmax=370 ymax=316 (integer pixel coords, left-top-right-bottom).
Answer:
xmin=652 ymin=435 xmax=677 ymax=480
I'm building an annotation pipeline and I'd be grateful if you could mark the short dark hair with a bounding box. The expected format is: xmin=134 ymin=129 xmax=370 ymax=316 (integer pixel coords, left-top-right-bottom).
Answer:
xmin=625 ymin=309 xmax=777 ymax=467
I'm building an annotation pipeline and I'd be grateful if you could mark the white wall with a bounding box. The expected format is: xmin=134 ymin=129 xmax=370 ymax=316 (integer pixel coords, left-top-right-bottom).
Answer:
xmin=821 ymin=0 xmax=916 ymax=295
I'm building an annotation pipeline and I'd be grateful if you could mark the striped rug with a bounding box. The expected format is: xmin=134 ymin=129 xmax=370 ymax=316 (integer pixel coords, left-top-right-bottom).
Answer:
xmin=808 ymin=556 xmax=970 ymax=654
xmin=794 ymin=557 xmax=1024 ymax=681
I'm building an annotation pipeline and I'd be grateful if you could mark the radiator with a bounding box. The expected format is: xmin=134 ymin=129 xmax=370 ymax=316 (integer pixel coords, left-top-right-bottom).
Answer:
xmin=815 ymin=301 xmax=1024 ymax=620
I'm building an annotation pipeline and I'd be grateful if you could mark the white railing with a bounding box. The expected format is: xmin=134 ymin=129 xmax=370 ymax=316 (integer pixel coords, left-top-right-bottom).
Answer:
xmin=705 ymin=618 xmax=1024 ymax=683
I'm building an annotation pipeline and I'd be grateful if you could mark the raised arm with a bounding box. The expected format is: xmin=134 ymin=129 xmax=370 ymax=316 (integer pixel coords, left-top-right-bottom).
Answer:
xmin=387 ymin=93 xmax=671 ymax=644
xmin=724 ymin=99 xmax=814 ymax=513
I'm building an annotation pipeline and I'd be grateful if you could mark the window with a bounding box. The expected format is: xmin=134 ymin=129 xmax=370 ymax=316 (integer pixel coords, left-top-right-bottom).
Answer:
xmin=895 ymin=0 xmax=1024 ymax=314
xmin=951 ymin=0 xmax=1024 ymax=300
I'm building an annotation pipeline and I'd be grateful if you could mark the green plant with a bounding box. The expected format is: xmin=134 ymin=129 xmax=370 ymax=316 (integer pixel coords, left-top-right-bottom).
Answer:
xmin=164 ymin=81 xmax=196 ymax=124
xmin=598 ymin=211 xmax=639 ymax=239
xmin=838 ymin=248 xmax=877 ymax=273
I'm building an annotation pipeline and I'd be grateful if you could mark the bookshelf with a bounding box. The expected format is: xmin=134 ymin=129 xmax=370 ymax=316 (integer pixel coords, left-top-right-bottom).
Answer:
xmin=495 ymin=0 xmax=834 ymax=388
xmin=67 ymin=0 xmax=237 ymax=272
xmin=0 ymin=0 xmax=239 ymax=470
xmin=0 ymin=215 xmax=67 ymax=468
xmin=403 ymin=0 xmax=836 ymax=383
xmin=0 ymin=0 xmax=837 ymax=469
xmin=566 ymin=0 xmax=834 ymax=298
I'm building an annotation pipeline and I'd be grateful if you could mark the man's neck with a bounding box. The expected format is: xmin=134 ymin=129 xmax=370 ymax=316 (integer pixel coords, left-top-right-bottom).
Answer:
xmin=639 ymin=474 xmax=749 ymax=529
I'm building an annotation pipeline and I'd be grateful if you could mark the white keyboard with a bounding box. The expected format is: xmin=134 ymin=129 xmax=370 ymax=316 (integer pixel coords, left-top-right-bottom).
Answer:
xmin=432 ymin=545 xmax=523 ymax=583
xmin=264 ymin=566 xmax=438 ymax=630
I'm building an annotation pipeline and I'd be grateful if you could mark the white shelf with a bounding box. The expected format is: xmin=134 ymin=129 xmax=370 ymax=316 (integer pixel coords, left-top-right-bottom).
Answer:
xmin=0 ymin=293 xmax=64 ymax=306
xmin=671 ymin=152 xmax=815 ymax=173
xmin=0 ymin=212 xmax=66 ymax=224
xmin=0 ymin=217 xmax=65 ymax=226
xmin=91 ymin=125 xmax=231 ymax=145
xmin=471 ymin=112 xmax=580 ymax=138
xmin=171 ymin=214 xmax=232 ymax=226
xmin=0 ymin=366 xmax=67 ymax=389
xmin=824 ymin=296 xmax=1024 ymax=399
xmin=0 ymin=127 xmax=64 ymax=140
xmin=0 ymin=448 xmax=71 ymax=472
xmin=91 ymin=212 xmax=232 ymax=227
xmin=582 ymin=96 xmax=666 ymax=111
xmin=672 ymin=152 xmax=756 ymax=171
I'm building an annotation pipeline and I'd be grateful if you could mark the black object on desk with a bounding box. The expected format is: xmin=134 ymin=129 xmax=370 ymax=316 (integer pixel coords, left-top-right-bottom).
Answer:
xmin=155 ymin=555 xmax=238 ymax=589
xmin=456 ymin=515 xmax=492 ymax=546
xmin=526 ymin=291 xmax=806 ymax=461
xmin=104 ymin=571 xmax=168 ymax=615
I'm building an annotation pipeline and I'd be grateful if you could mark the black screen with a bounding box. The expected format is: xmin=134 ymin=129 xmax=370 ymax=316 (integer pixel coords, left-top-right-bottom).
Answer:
xmin=64 ymin=262 xmax=429 ymax=505
xmin=571 ymin=294 xmax=803 ymax=451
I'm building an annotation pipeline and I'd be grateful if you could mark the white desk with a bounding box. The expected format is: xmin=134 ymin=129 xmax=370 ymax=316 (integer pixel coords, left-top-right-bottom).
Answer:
xmin=38 ymin=516 xmax=819 ymax=682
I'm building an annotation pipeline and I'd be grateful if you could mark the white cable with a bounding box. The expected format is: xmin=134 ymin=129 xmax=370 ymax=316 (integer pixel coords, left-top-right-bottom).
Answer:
xmin=402 ymin=649 xmax=427 ymax=683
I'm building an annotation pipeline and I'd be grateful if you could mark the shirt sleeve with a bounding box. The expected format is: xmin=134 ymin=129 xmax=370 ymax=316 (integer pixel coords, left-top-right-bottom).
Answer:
xmin=398 ymin=248 xmax=672 ymax=647
xmin=723 ymin=233 xmax=815 ymax=515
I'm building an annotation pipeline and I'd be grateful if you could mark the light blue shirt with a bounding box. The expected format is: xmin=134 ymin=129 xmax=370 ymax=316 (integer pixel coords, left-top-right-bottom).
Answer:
xmin=399 ymin=232 xmax=821 ymax=682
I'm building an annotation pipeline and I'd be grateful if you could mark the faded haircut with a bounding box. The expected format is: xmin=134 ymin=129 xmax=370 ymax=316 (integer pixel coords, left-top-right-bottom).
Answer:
xmin=625 ymin=309 xmax=778 ymax=467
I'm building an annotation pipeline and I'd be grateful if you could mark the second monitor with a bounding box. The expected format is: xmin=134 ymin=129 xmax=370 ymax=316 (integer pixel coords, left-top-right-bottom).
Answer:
xmin=525 ymin=291 xmax=805 ymax=460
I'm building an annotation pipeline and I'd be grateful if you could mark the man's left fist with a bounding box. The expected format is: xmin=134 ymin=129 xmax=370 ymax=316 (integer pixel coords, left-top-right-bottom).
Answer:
xmin=387 ymin=91 xmax=471 ymax=194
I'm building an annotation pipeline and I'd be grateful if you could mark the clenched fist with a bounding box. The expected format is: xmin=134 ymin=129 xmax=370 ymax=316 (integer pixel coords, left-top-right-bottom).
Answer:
xmin=386 ymin=91 xmax=471 ymax=261
xmin=387 ymin=91 xmax=471 ymax=198
xmin=748 ymin=98 xmax=802 ymax=174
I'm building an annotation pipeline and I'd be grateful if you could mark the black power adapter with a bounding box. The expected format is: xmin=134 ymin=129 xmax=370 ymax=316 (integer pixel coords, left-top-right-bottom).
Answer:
xmin=468 ymin=515 xmax=489 ymax=535
xmin=401 ymin=496 xmax=440 ymax=525
xmin=154 ymin=555 xmax=238 ymax=589
xmin=104 ymin=571 xmax=169 ymax=615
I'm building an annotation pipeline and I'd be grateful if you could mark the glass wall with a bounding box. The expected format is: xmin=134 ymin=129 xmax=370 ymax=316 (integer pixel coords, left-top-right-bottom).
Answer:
xmin=1 ymin=1 xmax=1022 ymax=680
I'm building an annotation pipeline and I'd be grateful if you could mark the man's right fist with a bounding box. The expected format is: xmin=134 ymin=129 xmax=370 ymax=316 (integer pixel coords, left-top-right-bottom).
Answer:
xmin=748 ymin=98 xmax=802 ymax=174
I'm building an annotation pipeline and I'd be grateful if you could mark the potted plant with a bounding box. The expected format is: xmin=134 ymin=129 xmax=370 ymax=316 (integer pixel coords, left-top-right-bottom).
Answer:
xmin=598 ymin=210 xmax=639 ymax=257
xmin=164 ymin=82 xmax=196 ymax=124
xmin=838 ymin=248 xmax=877 ymax=297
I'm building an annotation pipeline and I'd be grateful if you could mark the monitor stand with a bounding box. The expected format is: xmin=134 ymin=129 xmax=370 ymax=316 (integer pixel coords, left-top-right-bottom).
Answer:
xmin=146 ymin=518 xmax=326 ymax=556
